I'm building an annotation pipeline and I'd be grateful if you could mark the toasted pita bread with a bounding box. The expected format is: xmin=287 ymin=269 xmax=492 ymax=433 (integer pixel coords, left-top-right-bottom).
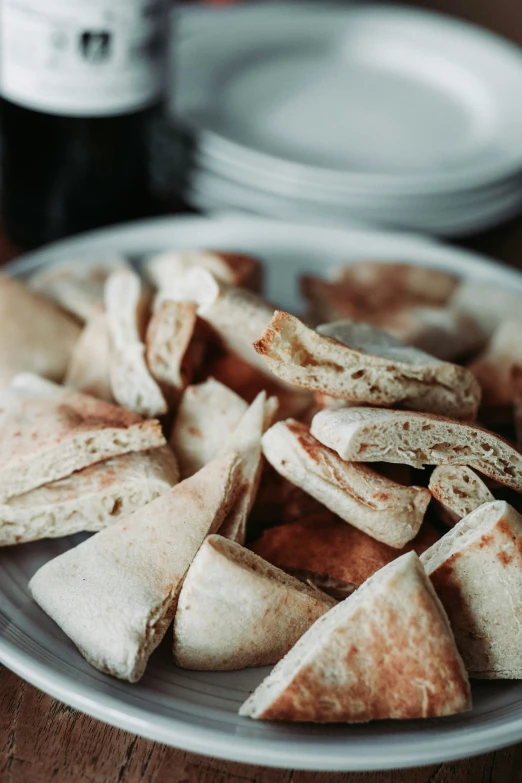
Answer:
xmin=373 ymin=307 xmax=486 ymax=362
xmin=428 ymin=466 xmax=494 ymax=527
xmin=170 ymin=379 xmax=248 ymax=479
xmin=254 ymin=312 xmax=480 ymax=420
xmin=0 ymin=275 xmax=81 ymax=382
xmin=240 ymin=551 xmax=471 ymax=722
xmin=262 ymin=420 xmax=430 ymax=548
xmin=173 ymin=534 xmax=335 ymax=671
xmin=311 ymin=407 xmax=522 ymax=493
xmin=177 ymin=268 xmax=276 ymax=377
xmin=0 ymin=373 xmax=165 ymax=502
xmin=27 ymin=253 xmax=130 ymax=322
xmin=144 ymin=300 xmax=197 ymax=400
xmin=421 ymin=500 xmax=522 ymax=678
xmin=146 ymin=249 xmax=262 ymax=298
xmin=203 ymin=350 xmax=313 ymax=420
xmin=468 ymin=321 xmax=522 ymax=408
xmin=29 ymin=451 xmax=242 ymax=682
xmin=218 ymin=392 xmax=276 ymax=545
xmin=105 ymin=269 xmax=167 ymax=417
xmin=301 ymin=263 xmax=458 ymax=324
xmin=64 ymin=312 xmax=113 ymax=402
xmin=29 ymin=255 xmax=129 ymax=322
xmin=251 ymin=513 xmax=440 ymax=599
xmin=0 ymin=445 xmax=178 ymax=546
xmin=450 ymin=280 xmax=522 ymax=337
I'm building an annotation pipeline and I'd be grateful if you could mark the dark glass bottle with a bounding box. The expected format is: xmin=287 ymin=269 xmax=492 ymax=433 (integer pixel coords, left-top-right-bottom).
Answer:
xmin=0 ymin=0 xmax=168 ymax=249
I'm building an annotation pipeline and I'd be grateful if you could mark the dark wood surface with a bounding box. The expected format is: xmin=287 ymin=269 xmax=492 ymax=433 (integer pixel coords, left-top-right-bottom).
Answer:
xmin=2 ymin=214 xmax=522 ymax=782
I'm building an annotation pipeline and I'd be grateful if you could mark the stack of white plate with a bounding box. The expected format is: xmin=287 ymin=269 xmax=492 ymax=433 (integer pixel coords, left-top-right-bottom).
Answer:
xmin=164 ymin=2 xmax=522 ymax=237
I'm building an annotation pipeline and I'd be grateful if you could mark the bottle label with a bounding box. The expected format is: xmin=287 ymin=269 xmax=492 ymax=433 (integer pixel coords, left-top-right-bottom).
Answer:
xmin=0 ymin=0 xmax=168 ymax=116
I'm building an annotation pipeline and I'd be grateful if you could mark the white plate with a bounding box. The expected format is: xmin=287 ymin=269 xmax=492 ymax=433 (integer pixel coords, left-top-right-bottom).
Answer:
xmin=185 ymin=168 xmax=522 ymax=236
xmin=3 ymin=215 xmax=522 ymax=771
xmin=174 ymin=3 xmax=522 ymax=193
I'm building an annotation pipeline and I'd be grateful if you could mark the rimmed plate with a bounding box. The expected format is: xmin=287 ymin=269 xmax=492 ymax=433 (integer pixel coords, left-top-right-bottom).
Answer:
xmin=185 ymin=169 xmax=522 ymax=237
xmin=174 ymin=3 xmax=522 ymax=193
xmin=3 ymin=215 xmax=522 ymax=771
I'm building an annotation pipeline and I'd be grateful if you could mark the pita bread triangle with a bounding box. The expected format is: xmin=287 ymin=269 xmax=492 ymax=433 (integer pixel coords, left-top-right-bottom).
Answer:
xmin=173 ymin=534 xmax=335 ymax=671
xmin=145 ymin=300 xmax=197 ymax=400
xmin=0 ymin=445 xmax=178 ymax=546
xmin=251 ymin=512 xmax=440 ymax=599
xmin=64 ymin=311 xmax=114 ymax=402
xmin=104 ymin=268 xmax=167 ymax=417
xmin=253 ymin=311 xmax=480 ymax=420
xmin=0 ymin=274 xmax=81 ymax=383
xmin=240 ymin=551 xmax=471 ymax=722
xmin=261 ymin=419 xmax=430 ymax=548
xmin=301 ymin=262 xmax=458 ymax=324
xmin=170 ymin=378 xmax=248 ymax=479
xmin=179 ymin=268 xmax=277 ymax=377
xmin=218 ymin=391 xmax=277 ymax=545
xmin=428 ymin=465 xmax=494 ymax=527
xmin=421 ymin=500 xmax=522 ymax=678
xmin=29 ymin=254 xmax=130 ymax=323
xmin=145 ymin=249 xmax=262 ymax=295
xmin=311 ymin=407 xmax=522 ymax=494
xmin=29 ymin=451 xmax=243 ymax=682
xmin=0 ymin=373 xmax=165 ymax=502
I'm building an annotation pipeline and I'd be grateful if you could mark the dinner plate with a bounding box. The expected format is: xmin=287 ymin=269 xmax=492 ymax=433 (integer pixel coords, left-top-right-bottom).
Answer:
xmin=174 ymin=3 xmax=522 ymax=192
xmin=185 ymin=169 xmax=522 ymax=237
xmin=3 ymin=215 xmax=522 ymax=771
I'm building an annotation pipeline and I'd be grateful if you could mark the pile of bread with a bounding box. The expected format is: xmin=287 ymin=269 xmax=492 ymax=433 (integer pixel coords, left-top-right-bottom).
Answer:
xmin=3 ymin=249 xmax=522 ymax=724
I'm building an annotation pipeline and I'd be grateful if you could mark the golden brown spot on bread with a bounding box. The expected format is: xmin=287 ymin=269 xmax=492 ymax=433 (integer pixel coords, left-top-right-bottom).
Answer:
xmin=187 ymin=426 xmax=202 ymax=438
xmin=497 ymin=550 xmax=513 ymax=567
xmin=478 ymin=533 xmax=494 ymax=549
xmin=57 ymin=401 xmax=140 ymax=431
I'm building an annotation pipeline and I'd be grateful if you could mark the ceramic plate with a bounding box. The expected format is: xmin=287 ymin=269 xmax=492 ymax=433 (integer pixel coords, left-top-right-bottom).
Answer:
xmin=174 ymin=3 xmax=522 ymax=192
xmin=3 ymin=215 xmax=522 ymax=771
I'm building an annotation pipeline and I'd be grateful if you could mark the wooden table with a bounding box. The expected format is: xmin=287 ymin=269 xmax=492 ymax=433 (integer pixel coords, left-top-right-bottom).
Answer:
xmin=2 ymin=215 xmax=522 ymax=783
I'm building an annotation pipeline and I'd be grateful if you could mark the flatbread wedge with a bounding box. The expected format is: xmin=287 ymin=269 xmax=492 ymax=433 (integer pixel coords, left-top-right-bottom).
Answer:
xmin=468 ymin=321 xmax=522 ymax=408
xmin=251 ymin=512 xmax=440 ymax=599
xmin=29 ymin=451 xmax=243 ymax=682
xmin=429 ymin=466 xmax=494 ymax=527
xmin=301 ymin=262 xmax=458 ymax=324
xmin=421 ymin=501 xmax=522 ymax=678
xmin=146 ymin=249 xmax=262 ymax=296
xmin=0 ymin=275 xmax=81 ymax=382
xmin=450 ymin=280 xmax=522 ymax=337
xmin=178 ymin=268 xmax=276 ymax=377
xmin=262 ymin=420 xmax=431 ymax=547
xmin=64 ymin=311 xmax=113 ymax=402
xmin=369 ymin=307 xmax=485 ymax=362
xmin=254 ymin=312 xmax=480 ymax=419
xmin=239 ymin=551 xmax=471 ymax=722
xmin=170 ymin=379 xmax=248 ymax=479
xmin=0 ymin=373 xmax=165 ymax=502
xmin=0 ymin=445 xmax=178 ymax=546
xmin=105 ymin=269 xmax=167 ymax=417
xmin=218 ymin=392 xmax=277 ymax=545
xmin=173 ymin=534 xmax=335 ymax=670
xmin=311 ymin=407 xmax=522 ymax=494
xmin=145 ymin=300 xmax=197 ymax=400
xmin=28 ymin=255 xmax=129 ymax=322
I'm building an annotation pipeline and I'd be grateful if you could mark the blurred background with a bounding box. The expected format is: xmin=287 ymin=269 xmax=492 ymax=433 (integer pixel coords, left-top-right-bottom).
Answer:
xmin=2 ymin=0 xmax=522 ymax=259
